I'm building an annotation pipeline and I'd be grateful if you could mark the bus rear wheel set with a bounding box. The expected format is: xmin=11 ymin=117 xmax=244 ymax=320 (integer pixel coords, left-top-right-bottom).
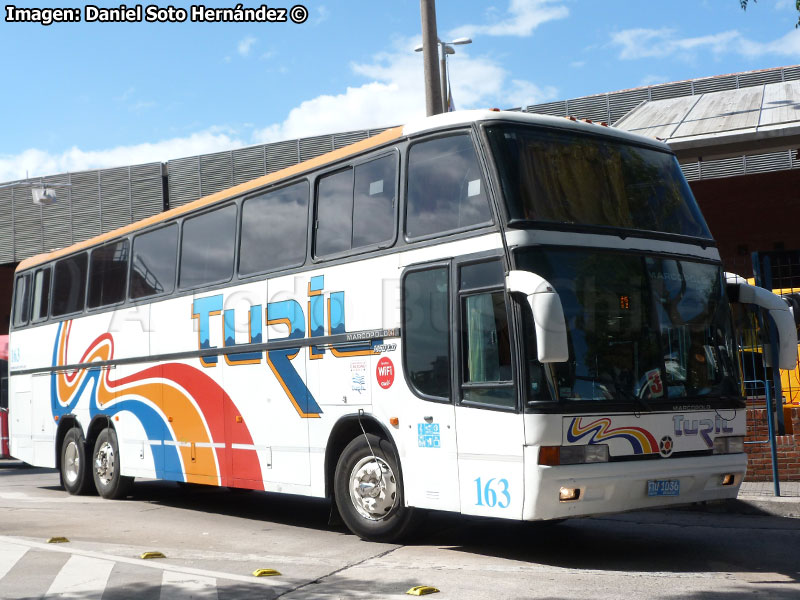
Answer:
xmin=59 ymin=426 xmax=132 ymax=499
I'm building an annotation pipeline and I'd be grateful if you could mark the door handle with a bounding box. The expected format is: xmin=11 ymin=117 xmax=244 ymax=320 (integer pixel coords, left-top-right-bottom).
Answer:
xmin=423 ymin=416 xmax=434 ymax=423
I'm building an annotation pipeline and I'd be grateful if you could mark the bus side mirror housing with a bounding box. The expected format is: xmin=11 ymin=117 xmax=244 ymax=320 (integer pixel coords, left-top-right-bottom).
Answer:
xmin=726 ymin=273 xmax=798 ymax=370
xmin=506 ymin=270 xmax=569 ymax=363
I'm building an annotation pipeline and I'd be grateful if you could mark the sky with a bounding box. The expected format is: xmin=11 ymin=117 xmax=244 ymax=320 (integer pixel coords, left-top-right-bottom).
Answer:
xmin=0 ymin=0 xmax=799 ymax=182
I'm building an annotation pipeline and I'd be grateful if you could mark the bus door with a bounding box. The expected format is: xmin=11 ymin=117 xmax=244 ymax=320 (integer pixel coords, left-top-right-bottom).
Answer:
xmin=453 ymin=257 xmax=525 ymax=519
xmin=399 ymin=262 xmax=460 ymax=512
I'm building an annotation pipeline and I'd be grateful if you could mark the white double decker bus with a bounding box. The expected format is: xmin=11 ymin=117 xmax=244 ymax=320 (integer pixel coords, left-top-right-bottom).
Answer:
xmin=8 ymin=110 xmax=796 ymax=541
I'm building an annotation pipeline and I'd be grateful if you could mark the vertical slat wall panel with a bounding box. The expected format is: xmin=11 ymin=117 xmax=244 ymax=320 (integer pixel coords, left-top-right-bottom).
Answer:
xmin=99 ymin=167 xmax=130 ymax=233
xmin=232 ymin=146 xmax=266 ymax=185
xmin=265 ymin=140 xmax=300 ymax=174
xmin=333 ymin=130 xmax=369 ymax=150
xmin=693 ymin=75 xmax=737 ymax=94
xmin=299 ymin=135 xmax=334 ymax=162
xmin=167 ymin=156 xmax=201 ymax=208
xmin=199 ymin=151 xmax=233 ymax=196
xmin=0 ymin=188 xmax=15 ymax=263
xmin=41 ymin=174 xmax=72 ymax=252
xmin=130 ymin=163 xmax=164 ymax=221
xmin=12 ymin=184 xmax=42 ymax=260
xmin=69 ymin=171 xmax=101 ymax=243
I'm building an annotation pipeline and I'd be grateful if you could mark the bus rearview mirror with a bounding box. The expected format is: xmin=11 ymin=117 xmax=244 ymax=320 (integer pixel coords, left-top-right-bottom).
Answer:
xmin=506 ymin=270 xmax=569 ymax=363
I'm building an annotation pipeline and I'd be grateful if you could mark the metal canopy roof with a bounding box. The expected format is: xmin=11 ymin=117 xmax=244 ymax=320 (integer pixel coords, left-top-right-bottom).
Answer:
xmin=614 ymin=81 xmax=800 ymax=162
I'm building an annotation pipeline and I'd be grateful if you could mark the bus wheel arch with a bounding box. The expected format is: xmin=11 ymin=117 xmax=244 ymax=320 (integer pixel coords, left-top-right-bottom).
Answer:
xmin=324 ymin=415 xmax=397 ymax=499
xmin=328 ymin=418 xmax=416 ymax=542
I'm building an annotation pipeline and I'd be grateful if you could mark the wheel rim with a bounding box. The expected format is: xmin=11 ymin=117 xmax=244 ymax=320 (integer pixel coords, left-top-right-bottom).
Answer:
xmin=348 ymin=455 xmax=397 ymax=521
xmin=94 ymin=441 xmax=115 ymax=486
xmin=64 ymin=441 xmax=80 ymax=485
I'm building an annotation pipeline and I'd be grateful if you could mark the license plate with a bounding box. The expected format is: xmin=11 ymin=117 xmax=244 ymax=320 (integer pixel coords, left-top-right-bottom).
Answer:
xmin=647 ymin=479 xmax=680 ymax=497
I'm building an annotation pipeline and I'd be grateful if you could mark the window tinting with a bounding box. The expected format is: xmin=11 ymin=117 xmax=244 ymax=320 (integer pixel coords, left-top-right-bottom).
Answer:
xmin=406 ymin=135 xmax=492 ymax=239
xmin=130 ymin=225 xmax=177 ymax=299
xmin=240 ymin=181 xmax=309 ymax=275
xmin=12 ymin=274 xmax=31 ymax=328
xmin=315 ymin=169 xmax=353 ymax=257
xmin=353 ymin=155 xmax=396 ymax=247
xmin=52 ymin=253 xmax=88 ymax=316
xmin=180 ymin=205 xmax=237 ymax=289
xmin=88 ymin=240 xmax=129 ymax=309
xmin=403 ymin=267 xmax=450 ymax=399
xmin=31 ymin=268 xmax=51 ymax=322
xmin=486 ymin=124 xmax=712 ymax=238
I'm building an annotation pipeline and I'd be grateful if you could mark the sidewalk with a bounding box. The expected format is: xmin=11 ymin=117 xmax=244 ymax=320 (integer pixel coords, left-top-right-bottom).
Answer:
xmin=722 ymin=481 xmax=800 ymax=518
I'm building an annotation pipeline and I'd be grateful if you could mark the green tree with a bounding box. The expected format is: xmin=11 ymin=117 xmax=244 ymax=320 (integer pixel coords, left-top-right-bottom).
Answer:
xmin=740 ymin=0 xmax=800 ymax=28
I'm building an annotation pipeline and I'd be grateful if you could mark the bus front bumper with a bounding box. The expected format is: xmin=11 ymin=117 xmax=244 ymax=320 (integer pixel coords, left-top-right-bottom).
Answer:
xmin=523 ymin=449 xmax=747 ymax=521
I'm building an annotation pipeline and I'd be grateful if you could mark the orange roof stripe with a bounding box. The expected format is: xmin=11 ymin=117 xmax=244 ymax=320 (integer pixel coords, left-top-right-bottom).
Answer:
xmin=16 ymin=126 xmax=404 ymax=272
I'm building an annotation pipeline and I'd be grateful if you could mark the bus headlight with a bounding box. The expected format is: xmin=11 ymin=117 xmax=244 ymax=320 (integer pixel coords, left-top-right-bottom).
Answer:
xmin=713 ymin=436 xmax=744 ymax=454
xmin=539 ymin=444 xmax=609 ymax=465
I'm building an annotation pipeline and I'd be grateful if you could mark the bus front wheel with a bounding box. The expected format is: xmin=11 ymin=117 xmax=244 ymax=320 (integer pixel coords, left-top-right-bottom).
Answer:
xmin=334 ymin=433 xmax=416 ymax=542
xmin=92 ymin=428 xmax=133 ymax=499
xmin=60 ymin=428 xmax=93 ymax=495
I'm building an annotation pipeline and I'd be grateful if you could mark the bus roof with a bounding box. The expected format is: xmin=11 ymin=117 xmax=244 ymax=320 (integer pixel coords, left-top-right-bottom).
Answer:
xmin=16 ymin=110 xmax=671 ymax=273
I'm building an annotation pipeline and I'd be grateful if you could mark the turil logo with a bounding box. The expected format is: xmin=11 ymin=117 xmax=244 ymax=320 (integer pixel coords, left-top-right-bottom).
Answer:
xmin=659 ymin=435 xmax=674 ymax=457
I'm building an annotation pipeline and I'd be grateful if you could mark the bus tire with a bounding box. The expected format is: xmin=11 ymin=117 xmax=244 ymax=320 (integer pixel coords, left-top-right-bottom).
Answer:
xmin=92 ymin=428 xmax=133 ymax=499
xmin=334 ymin=433 xmax=416 ymax=542
xmin=60 ymin=427 xmax=93 ymax=495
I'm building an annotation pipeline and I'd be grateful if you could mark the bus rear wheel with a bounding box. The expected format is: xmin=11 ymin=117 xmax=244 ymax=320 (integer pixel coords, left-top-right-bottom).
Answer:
xmin=92 ymin=428 xmax=133 ymax=499
xmin=60 ymin=427 xmax=94 ymax=495
xmin=334 ymin=433 xmax=416 ymax=542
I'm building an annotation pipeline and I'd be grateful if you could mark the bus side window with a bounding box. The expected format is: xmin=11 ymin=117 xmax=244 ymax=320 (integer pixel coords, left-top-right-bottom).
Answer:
xmin=12 ymin=273 xmax=31 ymax=328
xmin=403 ymin=266 xmax=451 ymax=400
xmin=315 ymin=155 xmax=397 ymax=258
xmin=405 ymin=134 xmax=492 ymax=240
xmin=240 ymin=181 xmax=309 ymax=275
xmin=315 ymin=168 xmax=354 ymax=257
xmin=88 ymin=239 xmax=129 ymax=309
xmin=31 ymin=267 xmax=51 ymax=322
xmin=52 ymin=253 xmax=88 ymax=317
xmin=179 ymin=205 xmax=237 ymax=290
xmin=352 ymin=154 xmax=396 ymax=248
xmin=130 ymin=224 xmax=178 ymax=299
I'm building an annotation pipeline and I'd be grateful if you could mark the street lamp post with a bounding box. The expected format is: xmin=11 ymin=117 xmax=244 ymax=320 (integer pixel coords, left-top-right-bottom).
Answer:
xmin=415 ymin=37 xmax=472 ymax=114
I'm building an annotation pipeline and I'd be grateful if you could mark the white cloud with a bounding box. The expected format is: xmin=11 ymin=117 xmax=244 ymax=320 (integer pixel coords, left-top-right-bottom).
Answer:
xmin=450 ymin=0 xmax=568 ymax=38
xmin=639 ymin=74 xmax=669 ymax=86
xmin=237 ymin=36 xmax=257 ymax=57
xmin=0 ymin=129 xmax=246 ymax=182
xmin=252 ymin=39 xmax=557 ymax=143
xmin=738 ymin=28 xmax=800 ymax=56
xmin=610 ymin=27 xmax=800 ymax=60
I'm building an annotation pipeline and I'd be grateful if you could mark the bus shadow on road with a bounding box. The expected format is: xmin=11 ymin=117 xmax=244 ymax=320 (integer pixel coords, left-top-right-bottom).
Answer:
xmin=423 ymin=509 xmax=800 ymax=583
xmin=126 ymin=479 xmax=342 ymax=533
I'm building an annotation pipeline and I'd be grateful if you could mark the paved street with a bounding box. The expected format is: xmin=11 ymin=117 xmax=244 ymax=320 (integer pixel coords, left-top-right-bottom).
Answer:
xmin=1 ymin=459 xmax=799 ymax=599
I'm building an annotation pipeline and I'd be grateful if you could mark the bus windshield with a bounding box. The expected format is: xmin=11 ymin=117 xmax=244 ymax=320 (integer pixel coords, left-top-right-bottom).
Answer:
xmin=486 ymin=124 xmax=712 ymax=239
xmin=517 ymin=248 xmax=740 ymax=407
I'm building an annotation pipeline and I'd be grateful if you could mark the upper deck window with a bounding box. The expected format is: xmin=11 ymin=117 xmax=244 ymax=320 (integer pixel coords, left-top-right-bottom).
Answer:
xmin=12 ymin=274 xmax=31 ymax=328
xmin=88 ymin=239 xmax=129 ymax=309
xmin=130 ymin=224 xmax=178 ymax=299
xmin=179 ymin=205 xmax=237 ymax=289
xmin=405 ymin=134 xmax=492 ymax=240
xmin=52 ymin=253 xmax=88 ymax=317
xmin=240 ymin=181 xmax=309 ymax=275
xmin=485 ymin=124 xmax=712 ymax=240
xmin=314 ymin=154 xmax=396 ymax=258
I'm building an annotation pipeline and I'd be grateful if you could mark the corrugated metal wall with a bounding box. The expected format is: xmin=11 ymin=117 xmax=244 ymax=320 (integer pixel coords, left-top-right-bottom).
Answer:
xmin=0 ymin=163 xmax=163 ymax=263
xmin=166 ymin=127 xmax=392 ymax=208
xmin=523 ymin=65 xmax=800 ymax=125
xmin=1 ymin=65 xmax=798 ymax=265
